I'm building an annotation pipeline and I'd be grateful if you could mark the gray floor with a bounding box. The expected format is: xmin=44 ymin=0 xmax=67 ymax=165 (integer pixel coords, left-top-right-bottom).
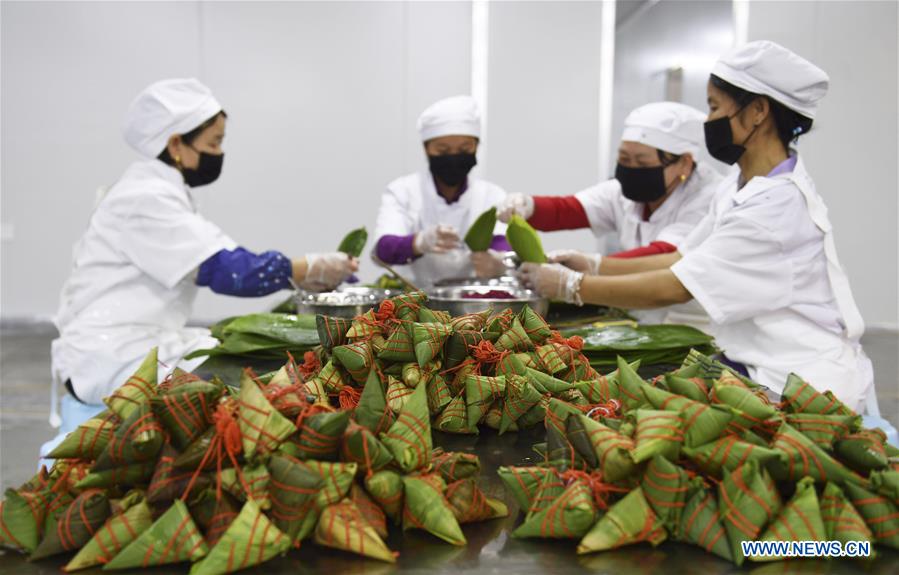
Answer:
xmin=1 ymin=328 xmax=897 ymax=574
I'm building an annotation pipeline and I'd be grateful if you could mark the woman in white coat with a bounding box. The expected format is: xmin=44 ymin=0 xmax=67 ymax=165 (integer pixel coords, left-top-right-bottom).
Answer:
xmin=372 ymin=96 xmax=509 ymax=287
xmin=521 ymin=41 xmax=874 ymax=412
xmin=498 ymin=102 xmax=722 ymax=326
xmin=46 ymin=79 xmax=358 ymax=451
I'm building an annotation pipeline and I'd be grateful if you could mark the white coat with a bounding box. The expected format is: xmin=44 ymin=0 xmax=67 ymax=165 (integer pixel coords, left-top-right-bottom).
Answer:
xmin=670 ymin=154 xmax=873 ymax=411
xmin=574 ymin=162 xmax=722 ymax=326
xmin=52 ymin=159 xmax=236 ymax=405
xmin=373 ymin=172 xmax=507 ymax=287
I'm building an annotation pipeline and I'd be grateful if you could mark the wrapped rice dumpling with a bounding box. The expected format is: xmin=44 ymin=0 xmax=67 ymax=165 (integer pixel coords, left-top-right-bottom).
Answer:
xmin=683 ymin=435 xmax=784 ymax=479
xmin=103 ymin=499 xmax=205 ymax=569
xmin=577 ymin=487 xmax=666 ymax=554
xmin=781 ymin=373 xmax=856 ymax=416
xmin=188 ymin=500 xmax=290 ymax=575
xmin=349 ymin=484 xmax=388 ymax=538
xmin=753 ymin=477 xmax=827 ymax=562
xmin=445 ymin=478 xmax=508 ymax=523
xmin=332 ymin=341 xmax=374 ymax=384
xmin=567 ymin=414 xmax=637 ymax=483
xmin=514 ymin=476 xmax=597 ymax=539
xmin=64 ymin=495 xmax=153 ymax=571
xmin=834 ymin=429 xmax=889 ymax=473
xmin=152 ymin=380 xmax=223 ymax=450
xmin=355 ymin=369 xmax=396 ymax=436
xmin=717 ymin=461 xmax=782 ymax=566
xmin=500 ymin=375 xmax=543 ymax=434
xmin=820 ymin=482 xmax=875 ymax=554
xmin=237 ymin=375 xmax=297 ymax=460
xmin=412 ymin=322 xmax=452 ymax=366
xmin=769 ymin=423 xmax=866 ymax=485
xmin=378 ymin=323 xmax=416 ymax=363
xmin=679 ymin=487 xmax=733 ymax=563
xmin=843 ymin=482 xmax=899 ymax=550
xmin=497 ymin=466 xmax=554 ymax=512
xmin=291 ymin=409 xmax=351 ymax=461
xmin=365 ymin=470 xmax=404 ymax=523
xmin=465 ymin=375 xmax=506 ymax=428
xmin=316 ymin=315 xmax=352 ymax=352
xmin=432 ymin=450 xmax=481 ymax=483
xmin=47 ymin=411 xmax=120 ymax=460
xmin=642 ymin=384 xmax=732 ymax=447
xmin=434 ymin=393 xmax=475 ymax=434
xmin=104 ymin=347 xmax=158 ymax=421
xmin=640 ymin=455 xmax=690 ymax=533
xmin=630 ymin=409 xmax=684 ymax=464
xmin=380 ymin=384 xmax=432 ymax=473
xmin=784 ymin=413 xmax=857 ymax=450
xmin=402 ymin=475 xmax=466 ymax=545
xmin=314 ymin=499 xmax=396 ymax=563
xmin=267 ymin=454 xmax=324 ymax=543
xmin=91 ymin=402 xmax=164 ymax=471
xmin=340 ymin=421 xmax=394 ymax=473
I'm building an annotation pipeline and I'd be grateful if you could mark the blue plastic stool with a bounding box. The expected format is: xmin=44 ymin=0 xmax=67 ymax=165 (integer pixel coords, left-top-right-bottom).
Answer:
xmin=862 ymin=389 xmax=898 ymax=448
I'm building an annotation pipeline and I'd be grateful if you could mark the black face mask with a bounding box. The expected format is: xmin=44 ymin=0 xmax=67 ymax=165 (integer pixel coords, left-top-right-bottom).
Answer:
xmin=428 ymin=153 xmax=477 ymax=187
xmin=181 ymin=149 xmax=224 ymax=187
xmin=704 ymin=107 xmax=758 ymax=165
xmin=615 ymin=163 xmax=669 ymax=203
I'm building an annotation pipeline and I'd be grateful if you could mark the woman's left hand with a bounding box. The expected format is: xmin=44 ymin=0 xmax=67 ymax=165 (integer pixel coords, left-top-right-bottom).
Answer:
xmin=470 ymin=250 xmax=507 ymax=279
xmin=519 ymin=262 xmax=584 ymax=305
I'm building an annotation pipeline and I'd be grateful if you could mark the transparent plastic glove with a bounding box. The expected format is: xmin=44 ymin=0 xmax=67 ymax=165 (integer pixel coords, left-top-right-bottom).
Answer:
xmin=470 ymin=249 xmax=508 ymax=279
xmin=519 ymin=262 xmax=584 ymax=305
xmin=547 ymin=249 xmax=603 ymax=276
xmin=496 ymin=193 xmax=535 ymax=223
xmin=301 ymin=252 xmax=359 ymax=291
xmin=413 ymin=224 xmax=461 ymax=254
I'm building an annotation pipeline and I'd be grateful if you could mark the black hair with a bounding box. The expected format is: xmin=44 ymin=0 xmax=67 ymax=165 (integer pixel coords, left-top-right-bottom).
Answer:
xmin=710 ymin=74 xmax=813 ymax=149
xmin=158 ymin=110 xmax=227 ymax=166
xmin=657 ymin=150 xmax=682 ymax=166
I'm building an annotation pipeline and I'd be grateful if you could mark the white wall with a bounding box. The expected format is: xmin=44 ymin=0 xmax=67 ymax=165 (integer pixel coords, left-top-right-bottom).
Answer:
xmin=747 ymin=0 xmax=898 ymax=329
xmin=612 ymin=0 xmax=734 ymax=173
xmin=486 ymin=0 xmax=609 ymax=255
xmin=0 ymin=1 xmax=471 ymax=323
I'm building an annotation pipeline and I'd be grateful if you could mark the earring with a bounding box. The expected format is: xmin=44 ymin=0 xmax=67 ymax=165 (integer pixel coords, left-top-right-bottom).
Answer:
xmin=174 ymin=155 xmax=182 ymax=167
xmin=680 ymin=174 xmax=687 ymax=182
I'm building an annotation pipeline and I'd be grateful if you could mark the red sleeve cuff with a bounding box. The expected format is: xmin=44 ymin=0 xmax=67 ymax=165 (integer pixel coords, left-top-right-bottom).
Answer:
xmin=528 ymin=196 xmax=591 ymax=231
xmin=609 ymin=241 xmax=677 ymax=259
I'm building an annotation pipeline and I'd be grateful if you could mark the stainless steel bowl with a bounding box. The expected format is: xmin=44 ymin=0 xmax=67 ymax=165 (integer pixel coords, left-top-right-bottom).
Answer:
xmin=294 ymin=287 xmax=395 ymax=318
xmin=427 ymin=284 xmax=548 ymax=317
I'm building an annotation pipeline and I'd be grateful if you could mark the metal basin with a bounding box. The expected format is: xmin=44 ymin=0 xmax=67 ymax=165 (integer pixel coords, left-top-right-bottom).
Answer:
xmin=427 ymin=283 xmax=548 ymax=317
xmin=294 ymin=287 xmax=395 ymax=318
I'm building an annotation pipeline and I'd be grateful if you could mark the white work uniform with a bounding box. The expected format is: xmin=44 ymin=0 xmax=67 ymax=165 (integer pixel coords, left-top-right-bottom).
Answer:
xmin=671 ymin=155 xmax=873 ymax=411
xmin=373 ymin=172 xmax=508 ymax=287
xmin=575 ymin=162 xmax=721 ymax=327
xmin=52 ymin=159 xmax=236 ymax=406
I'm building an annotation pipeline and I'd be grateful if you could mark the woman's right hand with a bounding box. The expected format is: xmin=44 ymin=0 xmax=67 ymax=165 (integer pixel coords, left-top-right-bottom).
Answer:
xmin=297 ymin=252 xmax=359 ymax=291
xmin=547 ymin=249 xmax=603 ymax=276
xmin=496 ymin=193 xmax=535 ymax=223
xmin=413 ymin=224 xmax=460 ymax=255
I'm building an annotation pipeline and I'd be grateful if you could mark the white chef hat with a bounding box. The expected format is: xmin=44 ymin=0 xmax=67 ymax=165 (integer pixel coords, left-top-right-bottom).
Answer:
xmin=712 ymin=40 xmax=829 ymax=119
xmin=417 ymin=95 xmax=481 ymax=142
xmin=123 ymin=78 xmax=223 ymax=158
xmin=621 ymin=102 xmax=707 ymax=157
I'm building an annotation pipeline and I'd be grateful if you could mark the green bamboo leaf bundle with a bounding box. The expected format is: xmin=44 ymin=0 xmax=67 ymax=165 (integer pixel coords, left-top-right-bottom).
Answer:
xmin=449 ymin=309 xmax=491 ymax=332
xmin=545 ymin=423 xmax=589 ymax=471
xmin=495 ymin=351 xmax=528 ymax=378
xmin=465 ymin=374 xmax=506 ymax=427
xmin=189 ymin=490 xmax=240 ymax=547
xmin=304 ymin=460 xmax=357 ymax=510
xmin=401 ymin=475 xmax=466 ymax=546
xmin=514 ymin=476 xmax=596 ymax=539
xmin=344 ymin=310 xmax=382 ymax=340
xmin=433 ymin=392 xmax=475 ymax=434
xmin=380 ymin=384 xmax=432 ymax=473
xmin=314 ymin=499 xmax=395 ymax=562
xmin=495 ymin=318 xmax=535 ymax=352
xmin=445 ymin=478 xmax=508 ymax=523
xmin=869 ymin=470 xmax=899 ymax=502
xmin=152 ymin=381 xmax=223 ymax=450
xmin=568 ymin=414 xmax=637 ymax=482
xmin=355 ymin=369 xmax=395 ymax=436
xmin=92 ymin=402 xmax=164 ymax=471
xmin=820 ymin=482 xmax=875 ymax=555
xmin=679 ymin=487 xmax=733 ymax=562
xmin=103 ymin=499 xmax=205 ymax=569
xmin=431 ymin=450 xmax=481 ymax=483
xmin=348 ymin=483 xmax=388 ymax=539
xmin=291 ymin=410 xmax=351 ymax=461
xmin=426 ymin=373 xmax=453 ymax=415
xmin=339 ymin=421 xmax=394 ymax=473
xmin=717 ymin=461 xmax=782 ymax=566
xmin=392 ymin=291 xmax=427 ymax=321
xmin=506 ymin=214 xmax=546 ymax=263
xmin=104 ymin=348 xmax=158 ymax=421
xmin=769 ymin=423 xmax=866 ymax=485
xmin=237 ymin=375 xmax=297 ymax=460
xmin=64 ymin=496 xmax=153 ymax=571
xmin=784 ymin=413 xmax=858 ymax=451
xmin=561 ymin=326 xmax=715 ymax=369
xmin=641 ymin=384 xmax=732 ymax=448
xmin=412 ymin=322 xmax=453 ymax=366
xmin=781 ymin=373 xmax=856 ymax=416
xmin=663 ymin=373 xmax=710 ymax=404
xmin=386 ymin=376 xmax=415 ymax=412
xmin=464 ymin=207 xmax=497 ymax=251
xmin=710 ymin=382 xmax=777 ymax=433
xmin=378 ymin=324 xmax=416 ymax=362
xmin=497 ymin=466 xmax=555 ymax=511
xmin=574 ymin=373 xmax=622 ymax=404
xmin=844 ymin=482 xmax=899 ymax=549
xmin=337 ymin=226 xmax=368 ymax=258
xmin=188 ymin=499 xmax=290 ymax=575
xmin=615 ymin=357 xmax=649 ymax=411
xmin=219 ymin=461 xmax=271 ymax=510
xmin=520 ymin=305 xmax=553 ymax=344
xmin=267 ymin=454 xmax=324 ymax=543
xmin=577 ymin=487 xmax=666 ymax=553
xmin=0 ymin=489 xmax=48 ymax=553
xmin=331 ymin=340 xmax=374 ymax=384
xmin=752 ymin=477 xmax=827 ymax=562
xmin=629 ymin=409 xmax=684 ymax=464
xmin=640 ymin=455 xmax=690 ymax=534
xmin=47 ymin=411 xmax=120 ymax=460
xmin=443 ymin=330 xmax=488 ymax=370
xmin=75 ymin=462 xmax=156 ymax=490
xmin=147 ymin=444 xmax=210 ymax=505
xmin=365 ymin=470 xmax=404 ymax=523
xmin=316 ymin=315 xmax=352 ymax=353
xmin=500 ymin=375 xmax=543 ymax=434
xmin=525 ymin=367 xmax=573 ymax=395
xmin=835 ymin=429 xmax=889 ymax=473
xmin=535 ymin=344 xmax=567 ymax=375
xmin=682 ymin=435 xmax=784 ymax=478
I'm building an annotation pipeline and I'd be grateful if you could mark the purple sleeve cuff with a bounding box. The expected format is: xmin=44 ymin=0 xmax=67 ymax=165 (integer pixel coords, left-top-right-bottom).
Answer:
xmin=490 ymin=234 xmax=512 ymax=252
xmin=376 ymin=234 xmax=418 ymax=265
